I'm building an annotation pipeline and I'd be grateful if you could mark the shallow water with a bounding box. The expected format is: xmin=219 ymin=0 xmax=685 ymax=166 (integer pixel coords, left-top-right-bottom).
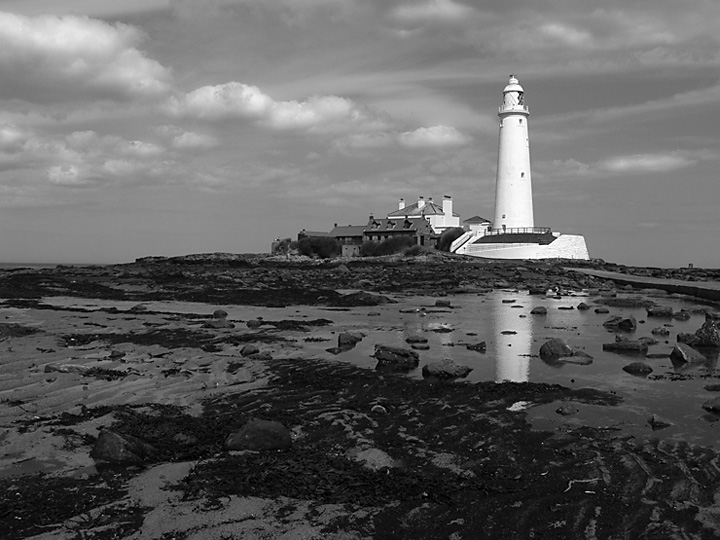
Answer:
xmin=39 ymin=290 xmax=720 ymax=448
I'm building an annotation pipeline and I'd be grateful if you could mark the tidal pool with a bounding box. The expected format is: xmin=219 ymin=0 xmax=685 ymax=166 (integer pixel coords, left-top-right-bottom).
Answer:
xmin=40 ymin=289 xmax=720 ymax=448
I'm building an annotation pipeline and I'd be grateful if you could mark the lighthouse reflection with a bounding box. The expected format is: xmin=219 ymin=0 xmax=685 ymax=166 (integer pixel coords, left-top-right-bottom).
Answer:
xmin=489 ymin=294 xmax=535 ymax=383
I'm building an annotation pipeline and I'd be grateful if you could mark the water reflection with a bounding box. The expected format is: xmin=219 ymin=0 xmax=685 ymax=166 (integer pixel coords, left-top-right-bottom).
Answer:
xmin=489 ymin=293 xmax=535 ymax=383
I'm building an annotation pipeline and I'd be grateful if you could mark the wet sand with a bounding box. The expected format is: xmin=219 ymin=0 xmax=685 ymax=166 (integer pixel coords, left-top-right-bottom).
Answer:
xmin=2 ymin=254 xmax=720 ymax=539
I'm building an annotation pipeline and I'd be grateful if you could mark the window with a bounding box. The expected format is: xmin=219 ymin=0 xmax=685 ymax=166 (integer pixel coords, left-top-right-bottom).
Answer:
xmin=519 ymin=119 xmax=523 ymax=125
xmin=520 ymin=172 xmax=525 ymax=178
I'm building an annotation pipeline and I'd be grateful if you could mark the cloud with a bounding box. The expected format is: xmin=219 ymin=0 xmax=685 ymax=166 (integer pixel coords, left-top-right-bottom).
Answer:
xmin=168 ymin=82 xmax=389 ymax=133
xmin=599 ymin=153 xmax=696 ymax=174
xmin=0 ymin=12 xmax=172 ymax=104
xmin=398 ymin=125 xmax=470 ymax=148
xmin=391 ymin=0 xmax=474 ymax=23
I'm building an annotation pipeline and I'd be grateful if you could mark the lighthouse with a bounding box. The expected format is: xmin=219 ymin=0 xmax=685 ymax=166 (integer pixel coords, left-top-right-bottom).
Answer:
xmin=449 ymin=75 xmax=589 ymax=260
xmin=493 ymin=75 xmax=533 ymax=231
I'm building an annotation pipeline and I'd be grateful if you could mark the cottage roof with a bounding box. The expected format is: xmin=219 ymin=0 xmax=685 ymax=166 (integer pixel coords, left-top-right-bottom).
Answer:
xmin=330 ymin=225 xmax=365 ymax=237
xmin=463 ymin=215 xmax=492 ymax=224
xmin=365 ymin=217 xmax=433 ymax=234
xmin=387 ymin=200 xmax=445 ymax=218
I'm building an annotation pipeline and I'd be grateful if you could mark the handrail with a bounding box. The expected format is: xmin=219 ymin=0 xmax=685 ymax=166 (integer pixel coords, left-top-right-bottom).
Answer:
xmin=486 ymin=227 xmax=551 ymax=236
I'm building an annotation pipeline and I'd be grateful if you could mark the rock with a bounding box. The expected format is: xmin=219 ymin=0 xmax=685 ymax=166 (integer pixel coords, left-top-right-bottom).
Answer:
xmin=108 ymin=350 xmax=126 ymax=360
xmin=702 ymin=396 xmax=720 ymax=413
xmin=246 ymin=319 xmax=264 ymax=329
xmin=335 ymin=264 xmax=350 ymax=274
xmin=248 ymin=351 xmax=272 ymax=361
xmin=44 ymin=363 xmax=91 ymax=375
xmin=603 ymin=339 xmax=649 ymax=353
xmin=405 ymin=335 xmax=428 ymax=344
xmin=90 ymin=430 xmax=155 ymax=464
xmin=539 ymin=338 xmax=573 ymax=358
xmin=622 ymin=362 xmax=653 ymax=375
xmin=348 ymin=447 xmax=395 ymax=471
xmin=422 ymin=358 xmax=472 ymax=379
xmin=530 ymin=306 xmax=547 ymax=315
xmin=203 ymin=319 xmax=235 ymax=329
xmin=577 ymin=302 xmax=590 ymax=311
xmin=466 ymin=342 xmax=487 ymax=353
xmin=373 ymin=345 xmax=419 ymax=370
xmin=603 ymin=315 xmax=637 ymax=331
xmin=638 ymin=336 xmax=659 ymax=346
xmin=558 ymin=306 xmax=574 ymax=310
xmin=434 ymin=299 xmax=452 ymax=308
xmin=672 ymin=310 xmax=691 ymax=321
xmin=224 ymin=418 xmax=292 ymax=451
xmin=651 ymin=327 xmax=670 ymax=336
xmin=410 ymin=343 xmax=430 ymax=350
xmin=370 ymin=404 xmax=388 ymax=414
xmin=331 ymin=291 xmax=396 ymax=307
xmin=594 ymin=307 xmax=610 ymax=314
xmin=213 ymin=309 xmax=228 ymax=319
xmin=692 ymin=320 xmax=720 ymax=347
xmin=338 ymin=332 xmax=364 ymax=347
xmin=647 ymin=306 xmax=674 ymax=317
xmin=704 ymin=384 xmax=720 ymax=392
xmin=670 ymin=343 xmax=706 ymax=364
xmin=647 ymin=414 xmax=672 ymax=430
xmin=556 ymin=403 xmax=579 ymax=416
xmin=240 ymin=344 xmax=259 ymax=357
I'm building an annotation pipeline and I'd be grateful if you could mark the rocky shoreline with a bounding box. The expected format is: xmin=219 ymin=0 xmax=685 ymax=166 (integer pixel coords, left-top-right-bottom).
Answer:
xmin=2 ymin=253 xmax=720 ymax=539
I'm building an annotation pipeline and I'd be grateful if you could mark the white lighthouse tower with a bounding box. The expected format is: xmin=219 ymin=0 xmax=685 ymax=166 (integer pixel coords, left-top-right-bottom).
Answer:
xmin=493 ymin=75 xmax=533 ymax=231
xmin=449 ymin=75 xmax=590 ymax=260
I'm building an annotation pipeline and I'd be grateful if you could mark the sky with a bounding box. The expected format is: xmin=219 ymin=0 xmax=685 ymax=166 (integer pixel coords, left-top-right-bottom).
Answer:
xmin=0 ymin=0 xmax=718 ymax=267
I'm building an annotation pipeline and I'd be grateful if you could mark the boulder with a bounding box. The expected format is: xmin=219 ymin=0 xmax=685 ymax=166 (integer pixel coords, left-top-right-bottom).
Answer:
xmin=338 ymin=332 xmax=364 ymax=348
xmin=530 ymin=306 xmax=547 ymax=315
xmin=602 ymin=339 xmax=649 ymax=353
xmin=434 ymin=299 xmax=452 ymax=308
xmin=246 ymin=319 xmax=264 ymax=329
xmin=539 ymin=338 xmax=574 ymax=358
xmin=373 ymin=345 xmax=419 ymax=370
xmin=594 ymin=307 xmax=610 ymax=314
xmin=622 ymin=362 xmax=653 ymax=375
xmin=203 ymin=319 xmax=234 ymax=329
xmin=651 ymin=327 xmax=670 ymax=336
xmin=577 ymin=302 xmax=590 ymax=311
xmin=466 ymin=342 xmax=487 ymax=353
xmin=90 ymin=430 xmax=155 ymax=465
xmin=331 ymin=291 xmax=396 ymax=307
xmin=693 ymin=320 xmax=720 ymax=347
xmin=405 ymin=335 xmax=428 ymax=344
xmin=647 ymin=306 xmax=674 ymax=317
xmin=348 ymin=447 xmax=395 ymax=471
xmin=603 ymin=315 xmax=637 ymax=331
xmin=556 ymin=403 xmax=579 ymax=416
xmin=422 ymin=358 xmax=472 ymax=379
xmin=224 ymin=418 xmax=292 ymax=451
xmin=213 ymin=309 xmax=228 ymax=319
xmin=672 ymin=310 xmax=691 ymax=321
xmin=670 ymin=343 xmax=706 ymax=364
xmin=647 ymin=414 xmax=672 ymax=430
xmin=702 ymin=396 xmax=720 ymax=413
xmin=240 ymin=344 xmax=259 ymax=357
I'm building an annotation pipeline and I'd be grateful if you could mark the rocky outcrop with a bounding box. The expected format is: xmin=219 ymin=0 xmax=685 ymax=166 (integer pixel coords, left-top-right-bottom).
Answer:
xmin=602 ymin=338 xmax=648 ymax=353
xmin=670 ymin=343 xmax=706 ymax=364
xmin=622 ymin=362 xmax=653 ymax=375
xmin=90 ymin=430 xmax=156 ymax=464
xmin=373 ymin=345 xmax=419 ymax=370
xmin=603 ymin=315 xmax=637 ymax=331
xmin=224 ymin=418 xmax=292 ymax=451
xmin=422 ymin=358 xmax=472 ymax=379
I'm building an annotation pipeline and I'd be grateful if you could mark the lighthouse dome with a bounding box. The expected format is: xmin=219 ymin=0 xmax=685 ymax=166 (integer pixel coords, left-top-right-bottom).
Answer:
xmin=503 ymin=75 xmax=524 ymax=93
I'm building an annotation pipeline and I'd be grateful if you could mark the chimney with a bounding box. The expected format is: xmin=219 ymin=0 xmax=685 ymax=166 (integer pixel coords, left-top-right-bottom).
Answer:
xmin=398 ymin=198 xmax=405 ymax=210
xmin=428 ymin=197 xmax=433 ymax=204
xmin=334 ymin=223 xmax=338 ymax=228
xmin=443 ymin=195 xmax=453 ymax=220
xmin=418 ymin=196 xmax=425 ymax=209
xmin=369 ymin=214 xmax=374 ymax=221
